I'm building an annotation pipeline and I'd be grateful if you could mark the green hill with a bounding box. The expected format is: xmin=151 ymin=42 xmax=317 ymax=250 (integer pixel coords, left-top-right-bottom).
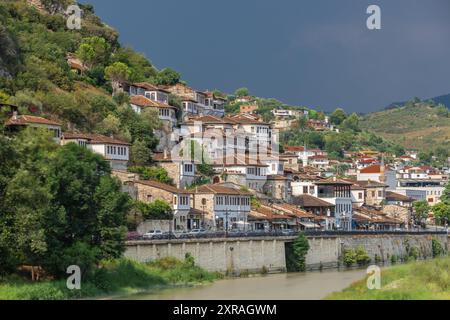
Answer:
xmin=0 ymin=0 xmax=186 ymax=164
xmin=360 ymin=100 xmax=450 ymax=152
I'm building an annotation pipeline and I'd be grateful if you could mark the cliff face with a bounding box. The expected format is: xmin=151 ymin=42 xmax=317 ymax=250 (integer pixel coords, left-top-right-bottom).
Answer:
xmin=27 ymin=0 xmax=73 ymax=15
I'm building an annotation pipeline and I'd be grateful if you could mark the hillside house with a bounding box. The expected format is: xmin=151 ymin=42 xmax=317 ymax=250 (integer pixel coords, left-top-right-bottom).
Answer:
xmin=134 ymin=180 xmax=195 ymax=232
xmin=6 ymin=114 xmax=62 ymax=144
xmin=193 ymin=184 xmax=252 ymax=231
xmin=61 ymin=133 xmax=130 ymax=171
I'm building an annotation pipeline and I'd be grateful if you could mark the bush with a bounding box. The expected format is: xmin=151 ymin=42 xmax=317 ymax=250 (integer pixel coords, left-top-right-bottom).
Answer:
xmin=432 ymin=239 xmax=444 ymax=258
xmin=390 ymin=255 xmax=398 ymax=265
xmin=343 ymin=249 xmax=357 ymax=267
xmin=355 ymin=246 xmax=371 ymax=266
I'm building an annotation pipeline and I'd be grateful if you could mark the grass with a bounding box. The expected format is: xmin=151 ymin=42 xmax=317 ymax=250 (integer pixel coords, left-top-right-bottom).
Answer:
xmin=0 ymin=257 xmax=220 ymax=300
xmin=360 ymin=103 xmax=450 ymax=151
xmin=326 ymin=256 xmax=450 ymax=300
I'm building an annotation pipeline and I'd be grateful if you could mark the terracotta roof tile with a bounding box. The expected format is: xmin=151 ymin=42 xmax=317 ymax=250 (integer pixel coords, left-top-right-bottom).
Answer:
xmin=6 ymin=115 xmax=61 ymax=126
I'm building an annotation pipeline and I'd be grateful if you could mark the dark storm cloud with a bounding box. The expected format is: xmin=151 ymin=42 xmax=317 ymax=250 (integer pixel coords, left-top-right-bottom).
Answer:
xmin=80 ymin=0 xmax=450 ymax=113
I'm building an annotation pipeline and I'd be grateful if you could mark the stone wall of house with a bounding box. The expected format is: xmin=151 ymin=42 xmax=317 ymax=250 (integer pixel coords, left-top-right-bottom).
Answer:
xmin=137 ymin=220 xmax=172 ymax=234
xmin=136 ymin=183 xmax=174 ymax=204
xmin=125 ymin=233 xmax=448 ymax=274
xmin=383 ymin=205 xmax=410 ymax=224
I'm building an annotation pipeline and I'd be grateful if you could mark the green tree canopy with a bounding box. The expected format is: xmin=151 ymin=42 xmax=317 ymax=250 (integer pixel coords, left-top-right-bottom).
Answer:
xmin=330 ymin=108 xmax=347 ymax=125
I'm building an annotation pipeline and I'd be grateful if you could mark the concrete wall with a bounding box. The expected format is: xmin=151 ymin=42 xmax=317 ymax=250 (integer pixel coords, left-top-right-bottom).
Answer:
xmin=305 ymin=233 xmax=448 ymax=270
xmin=125 ymin=237 xmax=288 ymax=275
xmin=125 ymin=233 xmax=448 ymax=274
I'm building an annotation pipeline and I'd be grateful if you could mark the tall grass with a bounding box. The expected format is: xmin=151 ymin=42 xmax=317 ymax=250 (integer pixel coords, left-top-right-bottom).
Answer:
xmin=326 ymin=256 xmax=450 ymax=300
xmin=0 ymin=258 xmax=219 ymax=300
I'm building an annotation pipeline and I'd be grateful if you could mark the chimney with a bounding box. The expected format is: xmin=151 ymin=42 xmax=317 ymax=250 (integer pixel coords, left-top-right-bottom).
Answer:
xmin=12 ymin=111 xmax=18 ymax=120
xmin=163 ymin=148 xmax=168 ymax=160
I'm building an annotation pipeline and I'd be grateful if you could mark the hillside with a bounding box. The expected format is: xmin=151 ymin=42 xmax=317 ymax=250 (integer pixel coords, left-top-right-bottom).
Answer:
xmin=360 ymin=101 xmax=450 ymax=152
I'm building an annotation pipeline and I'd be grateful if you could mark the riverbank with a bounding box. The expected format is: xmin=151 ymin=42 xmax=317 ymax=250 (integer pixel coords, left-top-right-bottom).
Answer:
xmin=0 ymin=257 xmax=220 ymax=300
xmin=326 ymin=256 xmax=450 ymax=300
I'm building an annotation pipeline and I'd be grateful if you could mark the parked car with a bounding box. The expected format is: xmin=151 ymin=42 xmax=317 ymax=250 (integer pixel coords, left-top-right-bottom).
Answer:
xmin=281 ymin=229 xmax=297 ymax=236
xmin=188 ymin=229 xmax=207 ymax=237
xmin=143 ymin=230 xmax=163 ymax=239
xmin=127 ymin=231 xmax=141 ymax=241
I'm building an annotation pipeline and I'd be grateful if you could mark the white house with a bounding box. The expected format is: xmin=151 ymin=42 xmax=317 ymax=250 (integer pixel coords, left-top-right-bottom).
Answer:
xmin=130 ymin=95 xmax=177 ymax=129
xmin=194 ymin=184 xmax=252 ymax=231
xmin=61 ymin=133 xmax=130 ymax=171
xmin=6 ymin=114 xmax=62 ymax=144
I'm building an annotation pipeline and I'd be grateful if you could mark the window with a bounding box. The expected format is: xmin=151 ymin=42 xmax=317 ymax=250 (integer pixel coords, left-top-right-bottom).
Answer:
xmin=358 ymin=193 xmax=363 ymax=200
xmin=309 ymin=186 xmax=315 ymax=194
xmin=371 ymin=191 xmax=375 ymax=197
xmin=378 ymin=191 xmax=383 ymax=197
xmin=303 ymin=186 xmax=308 ymax=194
xmin=147 ymin=195 xmax=152 ymax=202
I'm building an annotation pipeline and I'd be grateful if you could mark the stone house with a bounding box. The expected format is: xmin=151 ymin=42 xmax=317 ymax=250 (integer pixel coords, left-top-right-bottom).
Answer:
xmin=193 ymin=184 xmax=252 ymax=231
xmin=153 ymin=151 xmax=197 ymax=189
xmin=134 ymin=180 xmax=195 ymax=232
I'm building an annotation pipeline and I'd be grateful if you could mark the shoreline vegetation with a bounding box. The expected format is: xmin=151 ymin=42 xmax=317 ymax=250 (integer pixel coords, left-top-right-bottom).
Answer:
xmin=0 ymin=256 xmax=220 ymax=300
xmin=326 ymin=256 xmax=450 ymax=300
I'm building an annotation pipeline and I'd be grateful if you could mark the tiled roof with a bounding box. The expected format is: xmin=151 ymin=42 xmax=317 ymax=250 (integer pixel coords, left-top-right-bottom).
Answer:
xmin=184 ymin=115 xmax=234 ymax=125
xmin=194 ymin=184 xmax=252 ymax=195
xmin=355 ymin=180 xmax=388 ymax=188
xmin=359 ymin=164 xmax=392 ymax=174
xmin=135 ymin=180 xmax=192 ymax=194
xmin=271 ymin=203 xmax=316 ymax=219
xmin=132 ymin=82 xmax=170 ymax=93
xmin=386 ymin=191 xmax=414 ymax=202
xmin=6 ymin=115 xmax=61 ymax=126
xmin=315 ymin=177 xmax=353 ymax=185
xmin=130 ymin=95 xmax=175 ymax=109
xmin=63 ymin=133 xmax=131 ymax=146
xmin=224 ymin=115 xmax=269 ymax=125
xmin=292 ymin=194 xmax=335 ymax=208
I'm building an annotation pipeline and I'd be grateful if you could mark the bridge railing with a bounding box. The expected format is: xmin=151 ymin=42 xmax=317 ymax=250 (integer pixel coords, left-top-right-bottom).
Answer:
xmin=127 ymin=229 xmax=448 ymax=241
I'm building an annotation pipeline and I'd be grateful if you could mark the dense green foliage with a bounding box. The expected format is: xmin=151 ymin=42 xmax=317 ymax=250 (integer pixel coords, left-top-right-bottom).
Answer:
xmin=135 ymin=200 xmax=173 ymax=220
xmin=0 ymin=257 xmax=218 ymax=300
xmin=128 ymin=166 xmax=174 ymax=185
xmin=0 ymin=129 xmax=131 ymax=278
xmin=0 ymin=0 xmax=180 ymax=159
xmin=327 ymin=257 xmax=450 ymax=300
xmin=286 ymin=233 xmax=310 ymax=272
xmin=343 ymin=247 xmax=371 ymax=267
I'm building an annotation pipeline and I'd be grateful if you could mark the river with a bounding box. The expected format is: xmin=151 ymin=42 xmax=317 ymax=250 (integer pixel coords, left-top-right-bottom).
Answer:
xmin=118 ymin=268 xmax=368 ymax=300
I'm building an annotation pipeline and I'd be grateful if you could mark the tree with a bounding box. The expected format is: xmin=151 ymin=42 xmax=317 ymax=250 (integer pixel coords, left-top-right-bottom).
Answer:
xmin=155 ymin=68 xmax=181 ymax=86
xmin=128 ymin=166 xmax=173 ymax=185
xmin=441 ymin=183 xmax=450 ymax=205
xmin=131 ymin=139 xmax=152 ymax=166
xmin=105 ymin=62 xmax=131 ymax=95
xmin=292 ymin=233 xmax=310 ymax=272
xmin=330 ymin=108 xmax=347 ymax=125
xmin=413 ymin=200 xmax=430 ymax=227
xmin=93 ymin=176 xmax=131 ymax=260
xmin=97 ymin=114 xmax=121 ymax=136
xmin=341 ymin=113 xmax=360 ymax=132
xmin=76 ymin=36 xmax=111 ymax=69
xmin=137 ymin=200 xmax=173 ymax=220
xmin=1 ymin=131 xmax=131 ymax=278
xmin=432 ymin=202 xmax=450 ymax=226
xmin=234 ymin=87 xmax=249 ymax=98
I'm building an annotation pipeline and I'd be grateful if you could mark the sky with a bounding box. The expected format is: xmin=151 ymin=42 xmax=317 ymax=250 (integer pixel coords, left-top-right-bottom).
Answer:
xmin=79 ymin=0 xmax=450 ymax=113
